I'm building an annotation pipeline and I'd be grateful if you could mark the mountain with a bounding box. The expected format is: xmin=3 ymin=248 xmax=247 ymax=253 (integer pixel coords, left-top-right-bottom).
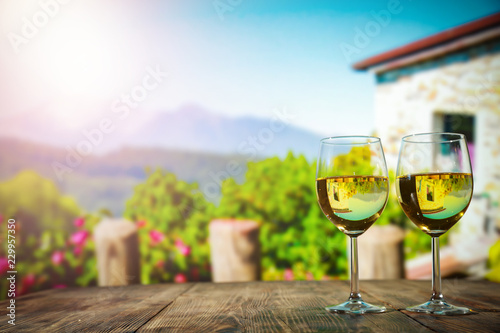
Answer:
xmin=124 ymin=105 xmax=324 ymax=159
xmin=0 ymin=108 xmax=78 ymax=148
xmin=0 ymin=105 xmax=324 ymax=159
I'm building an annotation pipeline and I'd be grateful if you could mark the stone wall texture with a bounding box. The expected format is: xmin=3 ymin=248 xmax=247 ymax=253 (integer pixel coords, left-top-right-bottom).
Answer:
xmin=375 ymin=52 xmax=500 ymax=213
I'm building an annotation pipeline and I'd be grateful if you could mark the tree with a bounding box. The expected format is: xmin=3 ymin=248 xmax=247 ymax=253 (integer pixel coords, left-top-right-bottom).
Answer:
xmin=0 ymin=170 xmax=80 ymax=237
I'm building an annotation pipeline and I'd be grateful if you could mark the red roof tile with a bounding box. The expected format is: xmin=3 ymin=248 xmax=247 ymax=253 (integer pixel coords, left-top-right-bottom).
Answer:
xmin=353 ymin=12 xmax=500 ymax=70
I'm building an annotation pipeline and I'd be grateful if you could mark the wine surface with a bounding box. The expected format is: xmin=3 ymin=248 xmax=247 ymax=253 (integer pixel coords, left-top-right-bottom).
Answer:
xmin=316 ymin=176 xmax=388 ymax=236
xmin=396 ymin=172 xmax=473 ymax=237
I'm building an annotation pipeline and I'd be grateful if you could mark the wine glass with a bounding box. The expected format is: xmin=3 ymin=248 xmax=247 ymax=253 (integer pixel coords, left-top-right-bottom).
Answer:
xmin=396 ymin=132 xmax=473 ymax=315
xmin=316 ymin=136 xmax=389 ymax=314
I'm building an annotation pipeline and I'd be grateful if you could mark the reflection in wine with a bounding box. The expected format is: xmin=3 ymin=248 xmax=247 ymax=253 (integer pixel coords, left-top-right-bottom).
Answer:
xmin=397 ymin=173 xmax=472 ymax=236
xmin=316 ymin=176 xmax=388 ymax=236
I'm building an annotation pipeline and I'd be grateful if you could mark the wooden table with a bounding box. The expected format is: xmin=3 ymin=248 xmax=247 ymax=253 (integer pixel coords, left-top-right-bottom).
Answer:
xmin=1 ymin=280 xmax=499 ymax=332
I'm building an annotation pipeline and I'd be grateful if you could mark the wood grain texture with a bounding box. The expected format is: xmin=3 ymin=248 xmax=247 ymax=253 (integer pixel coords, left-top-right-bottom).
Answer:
xmin=0 ymin=280 xmax=498 ymax=332
xmin=209 ymin=219 xmax=261 ymax=282
xmin=0 ymin=284 xmax=193 ymax=332
xmin=359 ymin=225 xmax=405 ymax=279
xmin=94 ymin=218 xmax=141 ymax=287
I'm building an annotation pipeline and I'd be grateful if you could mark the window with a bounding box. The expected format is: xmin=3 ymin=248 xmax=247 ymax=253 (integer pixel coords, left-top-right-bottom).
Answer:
xmin=434 ymin=113 xmax=475 ymax=168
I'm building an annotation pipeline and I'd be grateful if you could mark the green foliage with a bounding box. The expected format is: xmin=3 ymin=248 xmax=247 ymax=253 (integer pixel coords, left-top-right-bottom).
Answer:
xmin=123 ymin=169 xmax=215 ymax=284
xmin=377 ymin=171 xmax=407 ymax=227
xmin=217 ymin=152 xmax=348 ymax=280
xmin=0 ymin=170 xmax=80 ymax=235
xmin=333 ymin=146 xmax=374 ymax=176
xmin=0 ymin=171 xmax=98 ymax=300
xmin=485 ymin=240 xmax=500 ymax=282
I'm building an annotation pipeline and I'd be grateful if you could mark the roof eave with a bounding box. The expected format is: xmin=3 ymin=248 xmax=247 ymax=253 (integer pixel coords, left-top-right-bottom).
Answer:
xmin=352 ymin=12 xmax=500 ymax=71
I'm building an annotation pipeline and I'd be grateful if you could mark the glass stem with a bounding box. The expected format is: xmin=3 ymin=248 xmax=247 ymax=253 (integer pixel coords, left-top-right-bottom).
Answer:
xmin=349 ymin=236 xmax=362 ymax=301
xmin=431 ymin=237 xmax=444 ymax=302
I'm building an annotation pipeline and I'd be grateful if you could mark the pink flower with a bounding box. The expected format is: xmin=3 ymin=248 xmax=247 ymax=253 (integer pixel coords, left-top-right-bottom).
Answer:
xmin=174 ymin=273 xmax=187 ymax=283
xmin=180 ymin=246 xmax=191 ymax=256
xmin=0 ymin=257 xmax=8 ymax=274
xmin=136 ymin=220 xmax=147 ymax=228
xmin=73 ymin=217 xmax=85 ymax=228
xmin=175 ymin=238 xmax=191 ymax=256
xmin=22 ymin=273 xmax=36 ymax=288
xmin=155 ymin=260 xmax=164 ymax=268
xmin=51 ymin=251 xmax=64 ymax=265
xmin=73 ymin=246 xmax=82 ymax=256
xmin=306 ymin=272 xmax=314 ymax=281
xmin=53 ymin=284 xmax=67 ymax=289
xmin=284 ymin=268 xmax=294 ymax=281
xmin=149 ymin=230 xmax=165 ymax=245
xmin=70 ymin=230 xmax=89 ymax=247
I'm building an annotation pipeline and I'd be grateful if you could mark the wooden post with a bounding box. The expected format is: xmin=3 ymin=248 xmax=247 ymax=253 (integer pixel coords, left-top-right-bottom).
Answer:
xmin=94 ymin=218 xmax=141 ymax=286
xmin=358 ymin=225 xmax=405 ymax=279
xmin=209 ymin=219 xmax=261 ymax=282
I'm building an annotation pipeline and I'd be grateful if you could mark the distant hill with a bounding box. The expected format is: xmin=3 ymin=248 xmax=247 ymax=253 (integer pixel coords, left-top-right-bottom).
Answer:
xmin=0 ymin=138 xmax=250 ymax=216
xmin=0 ymin=105 xmax=324 ymax=159
xmin=123 ymin=105 xmax=324 ymax=159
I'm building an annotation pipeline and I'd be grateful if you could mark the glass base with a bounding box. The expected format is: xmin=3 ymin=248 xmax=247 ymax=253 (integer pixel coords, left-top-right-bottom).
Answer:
xmin=325 ymin=298 xmax=386 ymax=314
xmin=406 ymin=299 xmax=472 ymax=315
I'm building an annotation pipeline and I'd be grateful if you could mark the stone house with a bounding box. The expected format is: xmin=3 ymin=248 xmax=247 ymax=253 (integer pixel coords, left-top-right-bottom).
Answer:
xmin=353 ymin=12 xmax=500 ymax=277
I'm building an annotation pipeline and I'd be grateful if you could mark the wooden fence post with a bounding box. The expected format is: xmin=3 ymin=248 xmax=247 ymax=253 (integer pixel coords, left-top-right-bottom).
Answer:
xmin=94 ymin=218 xmax=141 ymax=286
xmin=358 ymin=224 xmax=405 ymax=279
xmin=209 ymin=219 xmax=261 ymax=282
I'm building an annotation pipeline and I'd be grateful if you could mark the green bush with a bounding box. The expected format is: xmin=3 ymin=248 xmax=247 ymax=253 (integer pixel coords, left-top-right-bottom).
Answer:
xmin=0 ymin=171 xmax=98 ymax=299
xmin=486 ymin=239 xmax=500 ymax=282
xmin=217 ymin=152 xmax=348 ymax=280
xmin=123 ymin=170 xmax=215 ymax=284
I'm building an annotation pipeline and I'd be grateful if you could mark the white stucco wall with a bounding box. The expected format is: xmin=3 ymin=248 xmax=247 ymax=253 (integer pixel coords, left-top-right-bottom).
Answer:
xmin=374 ymin=53 xmax=500 ymax=207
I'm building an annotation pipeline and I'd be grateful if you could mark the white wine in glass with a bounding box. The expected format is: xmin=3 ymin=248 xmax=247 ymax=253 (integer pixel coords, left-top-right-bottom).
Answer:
xmin=396 ymin=132 xmax=473 ymax=315
xmin=316 ymin=136 xmax=389 ymax=314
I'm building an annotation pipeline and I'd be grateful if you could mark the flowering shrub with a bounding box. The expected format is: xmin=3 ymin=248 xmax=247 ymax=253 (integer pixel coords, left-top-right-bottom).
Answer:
xmin=0 ymin=213 xmax=100 ymax=299
xmin=124 ymin=170 xmax=215 ymax=284
xmin=0 ymin=171 xmax=99 ymax=300
xmin=121 ymin=156 xmax=348 ymax=283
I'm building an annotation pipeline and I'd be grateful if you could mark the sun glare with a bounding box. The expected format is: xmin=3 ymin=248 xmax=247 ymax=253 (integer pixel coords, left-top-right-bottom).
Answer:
xmin=22 ymin=3 xmax=139 ymax=106
xmin=38 ymin=11 xmax=123 ymax=99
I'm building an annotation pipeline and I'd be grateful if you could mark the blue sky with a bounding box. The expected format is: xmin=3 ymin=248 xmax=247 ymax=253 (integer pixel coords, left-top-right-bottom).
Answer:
xmin=1 ymin=0 xmax=500 ymax=137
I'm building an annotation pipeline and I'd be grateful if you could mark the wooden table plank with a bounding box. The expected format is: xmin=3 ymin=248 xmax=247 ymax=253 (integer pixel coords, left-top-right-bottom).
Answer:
xmin=272 ymin=281 xmax=350 ymax=332
xmin=273 ymin=281 xmax=432 ymax=333
xmin=0 ymin=280 xmax=498 ymax=332
xmin=401 ymin=312 xmax=500 ymax=333
xmin=237 ymin=282 xmax=294 ymax=333
xmin=364 ymin=280 xmax=500 ymax=333
xmin=0 ymin=284 xmax=193 ymax=333
xmin=363 ymin=279 xmax=500 ymax=312
xmin=138 ymin=282 xmax=295 ymax=332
